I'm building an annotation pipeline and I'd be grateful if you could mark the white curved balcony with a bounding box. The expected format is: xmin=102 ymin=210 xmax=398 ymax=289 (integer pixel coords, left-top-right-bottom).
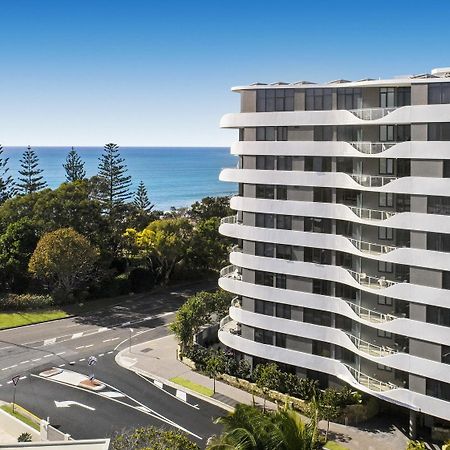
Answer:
xmin=347 ymin=238 xmax=397 ymax=255
xmin=231 ymin=244 xmax=242 ymax=253
xmin=347 ymin=269 xmax=398 ymax=289
xmin=231 ymin=296 xmax=241 ymax=308
xmin=220 ymin=264 xmax=242 ymax=280
xmin=348 ymin=205 xmax=395 ymax=221
xmin=344 ymin=364 xmax=397 ymax=392
xmin=344 ymin=333 xmax=396 ymax=357
xmin=349 ymin=107 xmax=396 ymax=120
xmin=347 ymin=174 xmax=397 ymax=187
xmin=220 ymin=214 xmax=238 ymax=225
xmin=345 ymin=301 xmax=397 ymax=323
xmin=349 ymin=141 xmax=397 ymax=154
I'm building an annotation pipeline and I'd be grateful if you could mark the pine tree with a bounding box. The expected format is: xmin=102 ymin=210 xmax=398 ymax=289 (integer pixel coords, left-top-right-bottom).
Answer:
xmin=0 ymin=145 xmax=15 ymax=202
xmin=97 ymin=143 xmax=132 ymax=213
xmin=133 ymin=181 xmax=153 ymax=212
xmin=17 ymin=146 xmax=47 ymax=195
xmin=63 ymin=147 xmax=86 ymax=182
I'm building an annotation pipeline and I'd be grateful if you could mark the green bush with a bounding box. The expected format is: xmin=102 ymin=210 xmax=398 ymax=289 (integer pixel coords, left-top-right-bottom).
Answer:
xmin=17 ymin=432 xmax=32 ymax=442
xmin=0 ymin=293 xmax=54 ymax=311
xmin=128 ymin=267 xmax=155 ymax=292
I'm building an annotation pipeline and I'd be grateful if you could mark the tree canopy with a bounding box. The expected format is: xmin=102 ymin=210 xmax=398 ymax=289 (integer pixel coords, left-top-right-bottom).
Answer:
xmin=17 ymin=146 xmax=46 ymax=195
xmin=63 ymin=147 xmax=86 ymax=182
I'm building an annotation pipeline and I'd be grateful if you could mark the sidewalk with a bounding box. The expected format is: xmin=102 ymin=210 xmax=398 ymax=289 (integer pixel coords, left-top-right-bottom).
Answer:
xmin=116 ymin=334 xmax=409 ymax=450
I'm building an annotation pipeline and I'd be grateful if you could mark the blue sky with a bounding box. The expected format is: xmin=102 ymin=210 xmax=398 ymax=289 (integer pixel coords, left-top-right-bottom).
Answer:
xmin=0 ymin=0 xmax=449 ymax=146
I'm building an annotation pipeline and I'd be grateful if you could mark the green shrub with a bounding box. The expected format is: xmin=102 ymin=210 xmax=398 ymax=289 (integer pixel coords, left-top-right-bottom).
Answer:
xmin=0 ymin=293 xmax=54 ymax=311
xmin=128 ymin=267 xmax=155 ymax=292
xmin=18 ymin=432 xmax=32 ymax=442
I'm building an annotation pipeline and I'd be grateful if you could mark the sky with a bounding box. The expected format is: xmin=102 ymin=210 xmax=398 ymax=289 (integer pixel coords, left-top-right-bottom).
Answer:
xmin=0 ymin=0 xmax=449 ymax=147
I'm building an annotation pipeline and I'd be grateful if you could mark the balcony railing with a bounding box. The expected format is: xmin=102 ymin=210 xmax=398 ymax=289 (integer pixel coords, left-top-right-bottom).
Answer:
xmin=347 ymin=237 xmax=397 ymax=255
xmin=349 ymin=142 xmax=397 ymax=154
xmin=219 ymin=315 xmax=240 ymax=334
xmin=220 ymin=264 xmax=242 ymax=281
xmin=348 ymin=173 xmax=397 ymax=187
xmin=231 ymin=296 xmax=241 ymax=308
xmin=347 ymin=269 xmax=397 ymax=289
xmin=231 ymin=244 xmax=242 ymax=253
xmin=220 ymin=215 xmax=238 ymax=225
xmin=344 ymin=364 xmax=398 ymax=392
xmin=348 ymin=206 xmax=395 ymax=221
xmin=345 ymin=332 xmax=397 ymax=357
xmin=349 ymin=107 xmax=396 ymax=120
xmin=345 ymin=301 xmax=397 ymax=323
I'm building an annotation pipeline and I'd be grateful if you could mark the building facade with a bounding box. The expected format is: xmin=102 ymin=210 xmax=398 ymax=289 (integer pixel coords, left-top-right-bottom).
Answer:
xmin=218 ymin=68 xmax=450 ymax=432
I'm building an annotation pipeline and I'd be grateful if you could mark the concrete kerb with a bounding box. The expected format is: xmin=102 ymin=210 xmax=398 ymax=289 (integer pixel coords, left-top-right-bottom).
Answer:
xmin=115 ymin=349 xmax=234 ymax=413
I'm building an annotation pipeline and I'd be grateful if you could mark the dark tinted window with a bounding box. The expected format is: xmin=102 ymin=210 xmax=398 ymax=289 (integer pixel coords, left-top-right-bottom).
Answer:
xmin=305 ymin=89 xmax=332 ymax=111
xmin=256 ymin=89 xmax=294 ymax=112
xmin=429 ymin=83 xmax=450 ymax=104
xmin=428 ymin=123 xmax=450 ymax=140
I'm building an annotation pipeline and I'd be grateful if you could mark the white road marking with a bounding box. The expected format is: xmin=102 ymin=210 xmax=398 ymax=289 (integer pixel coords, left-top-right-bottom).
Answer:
xmin=98 ymin=353 xmax=104 ymax=357
xmin=102 ymin=338 xmax=119 ymax=343
xmin=85 ymin=344 xmax=93 ymax=348
xmin=97 ymin=327 xmax=108 ymax=333
xmin=75 ymin=346 xmax=84 ymax=349
xmin=58 ymin=364 xmax=65 ymax=368
xmin=107 ymin=351 xmax=114 ymax=354
xmin=7 ymin=381 xmax=12 ymax=384
xmin=79 ymin=358 xmax=86 ymax=362
xmin=56 ymin=352 xmax=65 ymax=356
xmin=43 ymin=354 xmax=52 ymax=358
xmin=19 ymin=376 xmax=26 ymax=380
xmin=72 ymin=332 xmax=83 ymax=339
xmin=54 ymin=400 xmax=95 ymax=411
xmin=44 ymin=337 xmax=56 ymax=346
xmin=69 ymin=361 xmax=75 ymax=365
xmin=32 ymin=358 xmax=41 ymax=362
xmin=154 ymin=380 xmax=163 ymax=389
xmin=20 ymin=360 xmax=30 ymax=364
xmin=100 ymin=391 xmax=126 ymax=398
xmin=176 ymin=390 xmax=187 ymax=402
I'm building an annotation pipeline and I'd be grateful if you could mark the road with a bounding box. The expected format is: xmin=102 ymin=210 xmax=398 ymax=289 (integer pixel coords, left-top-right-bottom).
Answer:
xmin=0 ymin=281 xmax=223 ymax=446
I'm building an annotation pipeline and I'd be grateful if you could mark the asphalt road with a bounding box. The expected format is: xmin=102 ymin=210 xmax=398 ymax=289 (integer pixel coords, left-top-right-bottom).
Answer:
xmin=0 ymin=280 xmax=223 ymax=446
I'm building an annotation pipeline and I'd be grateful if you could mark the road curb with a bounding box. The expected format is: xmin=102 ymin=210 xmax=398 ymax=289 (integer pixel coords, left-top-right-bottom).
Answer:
xmin=115 ymin=349 xmax=234 ymax=413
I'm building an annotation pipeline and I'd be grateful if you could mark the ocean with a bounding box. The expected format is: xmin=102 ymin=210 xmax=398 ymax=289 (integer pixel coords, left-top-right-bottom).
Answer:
xmin=1 ymin=147 xmax=237 ymax=211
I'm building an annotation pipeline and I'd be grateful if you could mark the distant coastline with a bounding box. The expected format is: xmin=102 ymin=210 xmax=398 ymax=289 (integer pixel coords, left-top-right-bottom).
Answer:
xmin=2 ymin=146 xmax=237 ymax=211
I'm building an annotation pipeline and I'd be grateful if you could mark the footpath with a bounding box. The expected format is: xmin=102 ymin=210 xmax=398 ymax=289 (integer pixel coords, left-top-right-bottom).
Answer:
xmin=116 ymin=334 xmax=409 ymax=450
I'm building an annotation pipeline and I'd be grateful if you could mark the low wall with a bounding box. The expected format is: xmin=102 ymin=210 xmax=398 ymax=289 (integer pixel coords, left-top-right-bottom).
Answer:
xmin=0 ymin=407 xmax=40 ymax=442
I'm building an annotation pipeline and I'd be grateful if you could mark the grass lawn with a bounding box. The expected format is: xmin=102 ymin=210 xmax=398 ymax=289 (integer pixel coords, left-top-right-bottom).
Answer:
xmin=1 ymin=405 xmax=40 ymax=431
xmin=170 ymin=377 xmax=214 ymax=397
xmin=0 ymin=310 xmax=68 ymax=330
xmin=325 ymin=441 xmax=350 ymax=450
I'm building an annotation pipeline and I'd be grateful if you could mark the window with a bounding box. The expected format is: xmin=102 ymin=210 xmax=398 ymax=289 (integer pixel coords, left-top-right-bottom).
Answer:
xmin=335 ymin=314 xmax=352 ymax=331
xmin=305 ymin=156 xmax=332 ymax=172
xmin=276 ymin=244 xmax=292 ymax=260
xmin=276 ymin=215 xmax=292 ymax=230
xmin=337 ymin=88 xmax=362 ymax=110
xmin=379 ymin=159 xmax=394 ymax=175
xmin=276 ymin=303 xmax=291 ymax=319
xmin=337 ymin=126 xmax=362 ymax=142
xmin=444 ymin=160 xmax=450 ymax=178
xmin=442 ymin=346 xmax=450 ymax=364
xmin=396 ymin=87 xmax=411 ymax=107
xmin=312 ymin=341 xmax=331 ymax=357
xmin=304 ymin=308 xmax=332 ymax=326
xmin=276 ymin=185 xmax=287 ymax=200
xmin=275 ymin=333 xmax=286 ymax=348
xmin=427 ymin=233 xmax=450 ymax=252
xmin=427 ymin=305 xmax=450 ymax=327
xmin=276 ymin=127 xmax=288 ymax=141
xmin=428 ymin=123 xmax=450 ymax=141
xmin=444 ymin=271 xmax=450 ymax=290
xmin=256 ymin=213 xmax=275 ymax=228
xmin=379 ymin=192 xmax=393 ymax=207
xmin=313 ymin=187 xmax=333 ymax=203
xmin=305 ymin=89 xmax=332 ymax=111
xmin=256 ymin=185 xmax=275 ymax=199
xmin=336 ymin=251 xmax=352 ymax=269
xmin=378 ymin=296 xmax=393 ymax=306
xmin=380 ymin=87 xmax=395 ymax=108
xmin=255 ymin=242 xmax=275 ymax=258
xmin=428 ymin=196 xmax=450 ymax=215
xmin=336 ymin=189 xmax=358 ymax=206
xmin=239 ymin=129 xmax=244 ymax=141
xmin=396 ymin=194 xmax=410 ymax=212
xmin=314 ymin=126 xmax=333 ymax=141
xmin=377 ymin=329 xmax=392 ymax=338
xmin=305 ymin=247 xmax=331 ymax=264
xmin=313 ymin=279 xmax=332 ymax=295
xmin=256 ymin=89 xmax=294 ymax=112
xmin=377 ymin=364 xmax=392 ymax=372
xmin=275 ymin=274 xmax=286 ymax=289
xmin=337 ymin=157 xmax=353 ymax=173
xmin=304 ymin=217 xmax=332 ymax=233
xmin=255 ymin=300 xmax=274 ymax=316
xmin=336 ymin=220 xmax=353 ymax=237
xmin=335 ymin=345 xmax=355 ymax=363
xmin=380 ymin=87 xmax=411 ymax=108
xmin=255 ymin=271 xmax=273 ymax=287
xmin=378 ymin=261 xmax=393 ymax=273
xmin=380 ymin=125 xmax=411 ymax=142
xmin=256 ymin=127 xmax=275 ymax=141
xmin=277 ymin=156 xmax=292 ymax=170
xmin=426 ymin=379 xmax=450 ymax=402
xmin=428 ymin=83 xmax=450 ymax=104
xmin=256 ymin=155 xmax=275 ymax=170
xmin=254 ymin=328 xmax=274 ymax=345
xmin=379 ymin=227 xmax=393 ymax=240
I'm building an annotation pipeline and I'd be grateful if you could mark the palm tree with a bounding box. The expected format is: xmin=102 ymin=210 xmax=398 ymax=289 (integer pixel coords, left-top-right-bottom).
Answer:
xmin=207 ymin=404 xmax=316 ymax=450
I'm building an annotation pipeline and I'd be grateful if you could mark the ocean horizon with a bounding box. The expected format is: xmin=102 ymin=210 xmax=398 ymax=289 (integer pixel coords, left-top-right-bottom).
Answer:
xmin=2 ymin=146 xmax=237 ymax=211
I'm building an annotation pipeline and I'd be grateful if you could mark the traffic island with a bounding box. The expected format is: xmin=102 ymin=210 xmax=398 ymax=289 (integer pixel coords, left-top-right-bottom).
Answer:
xmin=38 ymin=368 xmax=106 ymax=391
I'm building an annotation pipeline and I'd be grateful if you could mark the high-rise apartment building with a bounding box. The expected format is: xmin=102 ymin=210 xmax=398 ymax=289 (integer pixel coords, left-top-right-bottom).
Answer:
xmin=218 ymin=67 xmax=450 ymax=434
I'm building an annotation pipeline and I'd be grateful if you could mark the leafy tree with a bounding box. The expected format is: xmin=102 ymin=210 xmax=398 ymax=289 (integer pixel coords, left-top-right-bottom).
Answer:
xmin=124 ymin=218 xmax=193 ymax=285
xmin=253 ymin=363 xmax=282 ymax=412
xmin=189 ymin=196 xmax=233 ymax=221
xmin=63 ymin=147 xmax=86 ymax=182
xmin=316 ymin=388 xmax=342 ymax=442
xmin=0 ymin=218 xmax=40 ymax=291
xmin=208 ymin=404 xmax=316 ymax=450
xmin=110 ymin=426 xmax=199 ymax=450
xmin=97 ymin=143 xmax=132 ymax=214
xmin=205 ymin=351 xmax=226 ymax=394
xmin=188 ymin=217 xmax=232 ymax=272
xmin=0 ymin=145 xmax=15 ymax=202
xmin=28 ymin=227 xmax=98 ymax=296
xmin=133 ymin=180 xmax=153 ymax=212
xmin=17 ymin=146 xmax=46 ymax=194
xmin=170 ymin=290 xmax=233 ymax=350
